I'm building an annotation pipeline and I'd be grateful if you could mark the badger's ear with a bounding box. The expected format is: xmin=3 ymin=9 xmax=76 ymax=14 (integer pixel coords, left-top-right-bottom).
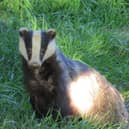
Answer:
xmin=47 ymin=29 xmax=56 ymax=40
xmin=19 ymin=27 xmax=28 ymax=37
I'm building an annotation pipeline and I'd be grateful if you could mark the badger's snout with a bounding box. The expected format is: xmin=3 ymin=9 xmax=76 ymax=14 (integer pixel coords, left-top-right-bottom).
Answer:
xmin=29 ymin=62 xmax=41 ymax=69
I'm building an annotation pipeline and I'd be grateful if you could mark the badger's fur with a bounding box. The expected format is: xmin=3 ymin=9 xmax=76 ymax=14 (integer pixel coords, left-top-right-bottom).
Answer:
xmin=19 ymin=28 xmax=129 ymax=124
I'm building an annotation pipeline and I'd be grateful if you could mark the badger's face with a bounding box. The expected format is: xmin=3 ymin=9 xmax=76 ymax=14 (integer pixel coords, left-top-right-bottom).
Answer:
xmin=19 ymin=28 xmax=56 ymax=69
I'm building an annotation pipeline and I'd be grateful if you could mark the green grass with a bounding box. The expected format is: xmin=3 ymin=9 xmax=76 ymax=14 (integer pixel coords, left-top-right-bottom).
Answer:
xmin=0 ymin=0 xmax=129 ymax=128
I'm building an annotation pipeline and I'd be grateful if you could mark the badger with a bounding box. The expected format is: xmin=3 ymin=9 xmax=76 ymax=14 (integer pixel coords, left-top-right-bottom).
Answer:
xmin=19 ymin=27 xmax=129 ymax=124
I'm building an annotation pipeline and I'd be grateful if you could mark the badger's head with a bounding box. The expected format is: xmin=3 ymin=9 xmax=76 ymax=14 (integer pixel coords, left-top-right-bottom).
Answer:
xmin=19 ymin=28 xmax=56 ymax=70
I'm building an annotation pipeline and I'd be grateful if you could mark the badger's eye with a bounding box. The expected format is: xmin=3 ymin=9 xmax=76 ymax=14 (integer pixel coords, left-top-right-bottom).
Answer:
xmin=27 ymin=48 xmax=32 ymax=59
xmin=40 ymin=53 xmax=44 ymax=56
xmin=40 ymin=49 xmax=45 ymax=54
xmin=28 ymin=48 xmax=32 ymax=55
xmin=40 ymin=49 xmax=45 ymax=59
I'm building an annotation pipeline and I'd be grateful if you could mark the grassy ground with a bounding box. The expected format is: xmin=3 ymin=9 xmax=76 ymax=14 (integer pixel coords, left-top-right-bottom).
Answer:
xmin=0 ymin=0 xmax=129 ymax=128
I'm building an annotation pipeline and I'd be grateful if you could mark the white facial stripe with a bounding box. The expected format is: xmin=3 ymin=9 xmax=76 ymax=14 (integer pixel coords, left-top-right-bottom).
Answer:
xmin=43 ymin=39 xmax=56 ymax=62
xmin=29 ymin=31 xmax=41 ymax=65
xmin=19 ymin=37 xmax=28 ymax=60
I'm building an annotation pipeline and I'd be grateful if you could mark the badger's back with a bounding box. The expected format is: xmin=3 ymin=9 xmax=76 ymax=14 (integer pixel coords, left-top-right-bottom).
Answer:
xmin=57 ymin=53 xmax=129 ymax=123
xmin=69 ymin=69 xmax=128 ymax=123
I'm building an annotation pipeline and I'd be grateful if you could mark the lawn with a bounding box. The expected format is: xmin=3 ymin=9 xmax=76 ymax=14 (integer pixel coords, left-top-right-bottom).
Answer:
xmin=0 ymin=0 xmax=129 ymax=128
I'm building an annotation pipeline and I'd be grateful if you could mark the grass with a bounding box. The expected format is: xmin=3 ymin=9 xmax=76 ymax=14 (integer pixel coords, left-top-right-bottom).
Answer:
xmin=0 ymin=0 xmax=129 ymax=128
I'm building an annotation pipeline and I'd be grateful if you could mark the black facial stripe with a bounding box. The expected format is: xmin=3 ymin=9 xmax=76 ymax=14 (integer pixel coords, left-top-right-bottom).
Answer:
xmin=40 ymin=31 xmax=49 ymax=60
xmin=23 ymin=31 xmax=33 ymax=60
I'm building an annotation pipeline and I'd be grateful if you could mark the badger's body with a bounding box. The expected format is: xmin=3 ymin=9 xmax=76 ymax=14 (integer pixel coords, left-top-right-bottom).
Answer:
xmin=19 ymin=28 xmax=129 ymax=123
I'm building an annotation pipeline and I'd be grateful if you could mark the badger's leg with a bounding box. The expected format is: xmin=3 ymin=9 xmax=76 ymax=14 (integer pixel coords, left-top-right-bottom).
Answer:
xmin=30 ymin=95 xmax=42 ymax=118
xmin=30 ymin=95 xmax=49 ymax=118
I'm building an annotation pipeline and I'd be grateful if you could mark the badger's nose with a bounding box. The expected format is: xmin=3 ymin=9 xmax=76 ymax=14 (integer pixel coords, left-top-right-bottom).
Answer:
xmin=29 ymin=62 xmax=41 ymax=69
